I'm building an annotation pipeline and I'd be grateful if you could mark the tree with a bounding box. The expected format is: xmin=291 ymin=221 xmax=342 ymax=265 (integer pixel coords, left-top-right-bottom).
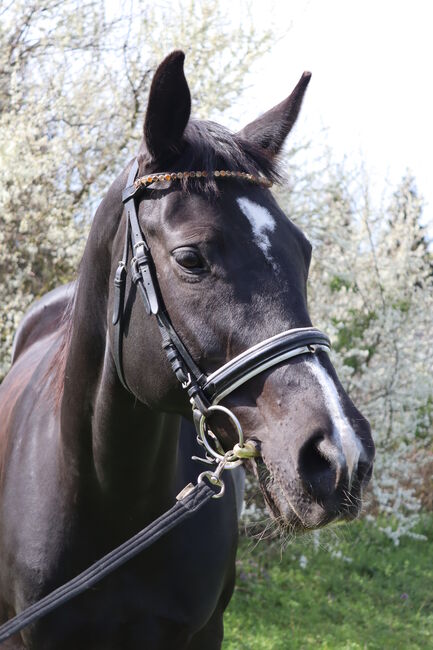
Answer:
xmin=0 ymin=0 xmax=272 ymax=377
xmin=386 ymin=174 xmax=433 ymax=282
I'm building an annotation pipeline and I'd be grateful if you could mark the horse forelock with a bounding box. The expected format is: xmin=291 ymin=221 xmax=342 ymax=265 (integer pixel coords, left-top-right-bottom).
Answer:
xmin=48 ymin=282 xmax=79 ymax=407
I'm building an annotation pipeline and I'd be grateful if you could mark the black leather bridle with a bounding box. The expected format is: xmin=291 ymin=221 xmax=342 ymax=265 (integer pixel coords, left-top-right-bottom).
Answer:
xmin=112 ymin=159 xmax=331 ymax=465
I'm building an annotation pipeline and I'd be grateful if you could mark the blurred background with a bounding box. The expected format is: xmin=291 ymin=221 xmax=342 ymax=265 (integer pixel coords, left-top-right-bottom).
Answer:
xmin=1 ymin=1 xmax=432 ymax=646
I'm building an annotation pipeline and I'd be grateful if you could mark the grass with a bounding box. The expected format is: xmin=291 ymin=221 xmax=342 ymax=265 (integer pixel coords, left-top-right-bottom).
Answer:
xmin=223 ymin=515 xmax=433 ymax=649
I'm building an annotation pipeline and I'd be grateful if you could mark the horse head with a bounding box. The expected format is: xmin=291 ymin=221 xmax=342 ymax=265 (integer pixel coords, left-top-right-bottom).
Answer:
xmin=108 ymin=51 xmax=375 ymax=532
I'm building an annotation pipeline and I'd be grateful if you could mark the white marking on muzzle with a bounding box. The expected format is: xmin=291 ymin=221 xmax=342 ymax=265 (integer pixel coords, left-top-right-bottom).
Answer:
xmin=305 ymin=356 xmax=362 ymax=481
xmin=236 ymin=197 xmax=277 ymax=268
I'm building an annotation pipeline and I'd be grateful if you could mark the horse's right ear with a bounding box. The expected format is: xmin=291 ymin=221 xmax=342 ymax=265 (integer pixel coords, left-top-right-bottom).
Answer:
xmin=143 ymin=51 xmax=191 ymax=162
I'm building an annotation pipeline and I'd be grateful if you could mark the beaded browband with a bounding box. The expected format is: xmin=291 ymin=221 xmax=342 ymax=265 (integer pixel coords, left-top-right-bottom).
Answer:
xmin=134 ymin=169 xmax=273 ymax=190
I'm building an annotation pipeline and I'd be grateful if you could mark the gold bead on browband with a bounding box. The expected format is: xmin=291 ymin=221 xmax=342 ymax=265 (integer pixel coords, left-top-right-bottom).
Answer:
xmin=134 ymin=170 xmax=273 ymax=190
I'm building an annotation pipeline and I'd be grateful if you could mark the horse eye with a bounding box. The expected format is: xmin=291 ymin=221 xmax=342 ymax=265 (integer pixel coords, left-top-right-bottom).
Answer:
xmin=172 ymin=247 xmax=205 ymax=271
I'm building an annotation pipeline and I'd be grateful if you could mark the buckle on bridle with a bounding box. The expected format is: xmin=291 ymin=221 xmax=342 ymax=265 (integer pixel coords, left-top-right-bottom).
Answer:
xmin=134 ymin=240 xmax=148 ymax=257
xmin=114 ymin=261 xmax=126 ymax=286
xmin=181 ymin=373 xmax=192 ymax=389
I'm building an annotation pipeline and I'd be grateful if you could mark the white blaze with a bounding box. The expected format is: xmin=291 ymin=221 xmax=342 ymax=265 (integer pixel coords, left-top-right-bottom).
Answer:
xmin=306 ymin=356 xmax=362 ymax=479
xmin=236 ymin=197 xmax=276 ymax=267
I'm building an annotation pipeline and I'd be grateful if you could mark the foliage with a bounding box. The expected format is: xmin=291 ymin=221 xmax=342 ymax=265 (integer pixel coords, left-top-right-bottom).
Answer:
xmin=224 ymin=515 xmax=433 ymax=649
xmin=0 ymin=0 xmax=272 ymax=377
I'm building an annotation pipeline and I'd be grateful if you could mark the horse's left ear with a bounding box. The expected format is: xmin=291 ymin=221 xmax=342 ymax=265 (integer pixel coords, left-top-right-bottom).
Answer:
xmin=237 ymin=72 xmax=311 ymax=157
xmin=143 ymin=50 xmax=191 ymax=161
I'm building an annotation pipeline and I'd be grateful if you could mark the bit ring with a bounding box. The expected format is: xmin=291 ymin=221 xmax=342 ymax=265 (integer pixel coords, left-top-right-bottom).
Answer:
xmin=199 ymin=405 xmax=244 ymax=466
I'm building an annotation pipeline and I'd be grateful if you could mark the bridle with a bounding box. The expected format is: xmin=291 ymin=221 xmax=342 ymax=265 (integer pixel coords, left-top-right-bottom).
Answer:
xmin=112 ymin=159 xmax=331 ymax=475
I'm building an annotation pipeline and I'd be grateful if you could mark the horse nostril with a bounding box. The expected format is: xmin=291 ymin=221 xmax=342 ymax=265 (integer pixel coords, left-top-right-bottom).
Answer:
xmin=298 ymin=433 xmax=336 ymax=497
xmin=357 ymin=459 xmax=373 ymax=486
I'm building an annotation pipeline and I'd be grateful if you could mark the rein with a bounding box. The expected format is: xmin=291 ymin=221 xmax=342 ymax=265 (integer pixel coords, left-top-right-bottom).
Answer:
xmin=0 ymin=482 xmax=217 ymax=644
xmin=0 ymin=159 xmax=331 ymax=643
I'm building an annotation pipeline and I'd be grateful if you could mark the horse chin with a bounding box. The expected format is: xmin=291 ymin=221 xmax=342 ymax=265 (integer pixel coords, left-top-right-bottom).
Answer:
xmin=252 ymin=458 xmax=362 ymax=534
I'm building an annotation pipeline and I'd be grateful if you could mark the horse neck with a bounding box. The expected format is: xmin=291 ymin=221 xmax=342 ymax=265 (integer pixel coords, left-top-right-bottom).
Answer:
xmin=91 ymin=344 xmax=181 ymax=520
xmin=59 ymin=217 xmax=180 ymax=523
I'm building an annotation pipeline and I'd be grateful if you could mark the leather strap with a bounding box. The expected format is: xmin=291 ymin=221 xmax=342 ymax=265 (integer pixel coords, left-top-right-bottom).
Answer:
xmin=126 ymin=203 xmax=159 ymax=316
xmin=112 ymin=160 xmax=139 ymax=391
xmin=113 ymin=160 xmax=206 ymax=398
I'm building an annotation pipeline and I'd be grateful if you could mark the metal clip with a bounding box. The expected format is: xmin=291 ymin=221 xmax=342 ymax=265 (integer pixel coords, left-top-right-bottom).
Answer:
xmin=197 ymin=455 xmax=228 ymax=499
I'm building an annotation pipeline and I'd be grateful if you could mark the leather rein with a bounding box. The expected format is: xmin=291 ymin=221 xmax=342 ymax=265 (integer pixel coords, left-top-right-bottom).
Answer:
xmin=112 ymin=159 xmax=331 ymax=470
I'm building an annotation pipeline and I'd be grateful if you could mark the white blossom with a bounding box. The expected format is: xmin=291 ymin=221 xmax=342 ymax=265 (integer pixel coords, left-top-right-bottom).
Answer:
xmin=278 ymin=163 xmax=433 ymax=542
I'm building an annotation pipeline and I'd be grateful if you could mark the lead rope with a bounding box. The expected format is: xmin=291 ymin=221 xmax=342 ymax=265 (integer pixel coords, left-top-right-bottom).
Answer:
xmin=0 ymin=482 xmax=218 ymax=644
xmin=0 ymin=422 xmax=254 ymax=645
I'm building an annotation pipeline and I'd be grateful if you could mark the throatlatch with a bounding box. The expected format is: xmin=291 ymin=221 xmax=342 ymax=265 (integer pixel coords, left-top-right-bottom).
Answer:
xmin=112 ymin=159 xmax=331 ymax=480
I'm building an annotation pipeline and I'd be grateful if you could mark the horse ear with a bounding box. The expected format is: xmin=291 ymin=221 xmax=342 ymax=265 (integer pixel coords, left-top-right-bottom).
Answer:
xmin=237 ymin=72 xmax=311 ymax=157
xmin=144 ymin=50 xmax=191 ymax=161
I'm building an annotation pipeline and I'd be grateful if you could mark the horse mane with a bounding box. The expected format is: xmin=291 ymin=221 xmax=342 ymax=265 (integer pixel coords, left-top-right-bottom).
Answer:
xmin=49 ymin=279 xmax=79 ymax=407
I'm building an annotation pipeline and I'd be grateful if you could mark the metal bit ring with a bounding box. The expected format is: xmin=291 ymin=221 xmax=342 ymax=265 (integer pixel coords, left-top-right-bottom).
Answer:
xmin=199 ymin=405 xmax=244 ymax=467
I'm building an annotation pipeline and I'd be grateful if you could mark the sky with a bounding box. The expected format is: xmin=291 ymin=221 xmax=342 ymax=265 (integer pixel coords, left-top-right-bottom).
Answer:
xmin=234 ymin=0 xmax=433 ymax=223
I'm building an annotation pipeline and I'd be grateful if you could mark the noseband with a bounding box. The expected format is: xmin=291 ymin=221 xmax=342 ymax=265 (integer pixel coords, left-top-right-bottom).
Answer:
xmin=112 ymin=159 xmax=331 ymax=468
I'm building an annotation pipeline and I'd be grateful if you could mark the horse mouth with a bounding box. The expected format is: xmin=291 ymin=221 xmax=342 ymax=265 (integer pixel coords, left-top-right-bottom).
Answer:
xmin=251 ymin=457 xmax=363 ymax=532
xmin=251 ymin=457 xmax=304 ymax=530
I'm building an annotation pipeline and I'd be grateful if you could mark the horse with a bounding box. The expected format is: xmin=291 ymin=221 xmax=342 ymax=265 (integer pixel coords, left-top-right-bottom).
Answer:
xmin=0 ymin=51 xmax=375 ymax=649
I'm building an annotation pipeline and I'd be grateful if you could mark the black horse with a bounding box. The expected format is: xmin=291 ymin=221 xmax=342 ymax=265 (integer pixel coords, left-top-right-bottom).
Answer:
xmin=0 ymin=51 xmax=374 ymax=649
